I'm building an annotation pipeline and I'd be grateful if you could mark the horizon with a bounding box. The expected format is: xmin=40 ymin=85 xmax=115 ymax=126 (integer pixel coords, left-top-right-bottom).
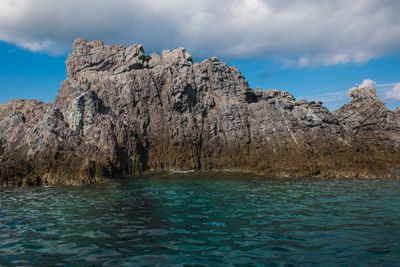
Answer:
xmin=1 ymin=0 xmax=400 ymax=111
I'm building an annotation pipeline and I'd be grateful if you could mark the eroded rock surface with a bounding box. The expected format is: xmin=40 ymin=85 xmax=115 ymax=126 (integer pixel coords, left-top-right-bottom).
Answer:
xmin=1 ymin=38 xmax=399 ymax=187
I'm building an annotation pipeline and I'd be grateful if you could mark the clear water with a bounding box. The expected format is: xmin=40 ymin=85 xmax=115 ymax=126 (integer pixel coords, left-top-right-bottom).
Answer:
xmin=1 ymin=173 xmax=400 ymax=266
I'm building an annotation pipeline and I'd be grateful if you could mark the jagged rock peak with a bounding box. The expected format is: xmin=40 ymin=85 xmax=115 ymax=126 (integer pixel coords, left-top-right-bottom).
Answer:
xmin=66 ymin=38 xmax=146 ymax=78
xmin=66 ymin=38 xmax=195 ymax=78
xmin=350 ymin=86 xmax=379 ymax=100
xmin=161 ymin=47 xmax=192 ymax=66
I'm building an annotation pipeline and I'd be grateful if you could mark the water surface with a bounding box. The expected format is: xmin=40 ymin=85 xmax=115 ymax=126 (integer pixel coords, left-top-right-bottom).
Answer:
xmin=1 ymin=173 xmax=400 ymax=266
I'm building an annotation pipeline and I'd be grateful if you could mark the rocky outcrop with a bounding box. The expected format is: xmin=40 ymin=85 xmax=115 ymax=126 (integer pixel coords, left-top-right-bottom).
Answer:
xmin=1 ymin=38 xmax=399 ymax=187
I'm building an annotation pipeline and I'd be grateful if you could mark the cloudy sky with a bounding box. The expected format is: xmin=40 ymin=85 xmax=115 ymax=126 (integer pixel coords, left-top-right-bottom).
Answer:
xmin=1 ymin=0 xmax=400 ymax=110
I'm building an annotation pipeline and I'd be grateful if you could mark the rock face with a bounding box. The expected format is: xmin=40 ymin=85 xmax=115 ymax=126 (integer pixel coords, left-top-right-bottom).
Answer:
xmin=1 ymin=39 xmax=399 ymax=187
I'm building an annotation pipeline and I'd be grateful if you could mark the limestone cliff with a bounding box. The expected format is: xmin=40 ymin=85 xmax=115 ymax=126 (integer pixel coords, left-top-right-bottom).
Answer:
xmin=1 ymin=38 xmax=399 ymax=187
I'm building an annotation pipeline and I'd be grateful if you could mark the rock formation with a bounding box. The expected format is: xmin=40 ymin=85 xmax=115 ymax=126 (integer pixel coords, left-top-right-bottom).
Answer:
xmin=0 ymin=38 xmax=399 ymax=187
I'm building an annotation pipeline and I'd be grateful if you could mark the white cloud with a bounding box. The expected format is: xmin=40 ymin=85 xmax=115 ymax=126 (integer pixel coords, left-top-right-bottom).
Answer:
xmin=19 ymin=40 xmax=53 ymax=52
xmin=0 ymin=0 xmax=400 ymax=65
xmin=385 ymin=83 xmax=400 ymax=101
xmin=359 ymin=79 xmax=377 ymax=89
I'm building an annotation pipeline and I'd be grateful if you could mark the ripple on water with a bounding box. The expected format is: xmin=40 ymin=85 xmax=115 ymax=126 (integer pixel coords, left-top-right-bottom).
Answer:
xmin=0 ymin=175 xmax=400 ymax=266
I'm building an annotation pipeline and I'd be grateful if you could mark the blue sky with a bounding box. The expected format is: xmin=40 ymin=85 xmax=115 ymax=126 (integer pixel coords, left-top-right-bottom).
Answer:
xmin=0 ymin=41 xmax=66 ymax=103
xmin=1 ymin=0 xmax=400 ymax=110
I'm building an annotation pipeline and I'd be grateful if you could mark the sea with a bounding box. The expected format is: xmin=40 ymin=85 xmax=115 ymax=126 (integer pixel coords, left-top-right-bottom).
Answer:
xmin=1 ymin=173 xmax=399 ymax=266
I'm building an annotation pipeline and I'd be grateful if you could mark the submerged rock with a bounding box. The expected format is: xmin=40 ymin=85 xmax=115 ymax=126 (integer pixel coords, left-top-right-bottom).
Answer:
xmin=1 ymin=39 xmax=399 ymax=187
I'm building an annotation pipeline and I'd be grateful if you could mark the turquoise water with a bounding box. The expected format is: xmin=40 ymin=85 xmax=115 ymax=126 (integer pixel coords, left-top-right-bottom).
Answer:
xmin=1 ymin=174 xmax=400 ymax=266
